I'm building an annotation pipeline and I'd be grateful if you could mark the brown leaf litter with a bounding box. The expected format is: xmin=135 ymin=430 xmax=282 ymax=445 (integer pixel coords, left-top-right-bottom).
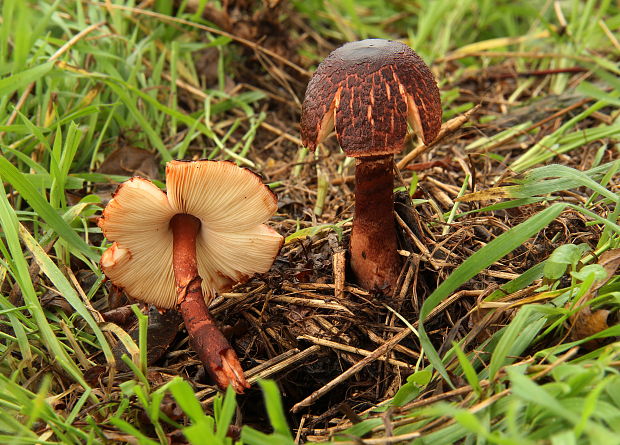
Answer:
xmin=15 ymin=3 xmax=616 ymax=441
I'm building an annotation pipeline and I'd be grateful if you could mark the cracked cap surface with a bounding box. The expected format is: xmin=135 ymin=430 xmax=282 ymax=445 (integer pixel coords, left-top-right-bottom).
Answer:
xmin=300 ymin=39 xmax=442 ymax=157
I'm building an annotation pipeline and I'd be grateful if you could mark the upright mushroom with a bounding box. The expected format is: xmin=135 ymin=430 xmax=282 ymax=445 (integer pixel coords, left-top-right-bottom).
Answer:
xmin=98 ymin=160 xmax=283 ymax=393
xmin=301 ymin=39 xmax=442 ymax=293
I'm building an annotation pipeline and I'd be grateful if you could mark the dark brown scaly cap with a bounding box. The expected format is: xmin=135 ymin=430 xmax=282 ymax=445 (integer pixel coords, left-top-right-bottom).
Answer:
xmin=301 ymin=39 xmax=442 ymax=157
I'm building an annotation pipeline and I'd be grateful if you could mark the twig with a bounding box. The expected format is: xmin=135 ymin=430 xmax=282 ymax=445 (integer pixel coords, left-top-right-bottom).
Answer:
xmin=599 ymin=19 xmax=620 ymax=52
xmin=396 ymin=106 xmax=480 ymax=170
xmin=298 ymin=335 xmax=415 ymax=369
xmin=323 ymin=347 xmax=579 ymax=436
xmin=332 ymin=248 xmax=346 ymax=300
xmin=270 ymin=295 xmax=354 ymax=314
xmin=297 ymin=282 xmax=370 ymax=296
xmin=261 ymin=121 xmax=303 ymax=146
xmin=332 ymin=431 xmax=421 ymax=444
xmin=364 ymin=328 xmax=421 ymax=361
xmin=291 ymin=327 xmax=413 ymax=412
xmin=198 ymin=346 xmax=321 ymax=404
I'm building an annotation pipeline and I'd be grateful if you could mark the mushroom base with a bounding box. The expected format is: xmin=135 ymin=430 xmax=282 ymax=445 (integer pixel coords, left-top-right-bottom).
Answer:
xmin=350 ymin=156 xmax=402 ymax=293
xmin=178 ymin=276 xmax=249 ymax=393
xmin=171 ymin=213 xmax=249 ymax=393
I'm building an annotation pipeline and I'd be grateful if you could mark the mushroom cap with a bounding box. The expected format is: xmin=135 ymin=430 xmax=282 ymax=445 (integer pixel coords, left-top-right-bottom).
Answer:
xmin=98 ymin=160 xmax=283 ymax=309
xmin=300 ymin=39 xmax=442 ymax=157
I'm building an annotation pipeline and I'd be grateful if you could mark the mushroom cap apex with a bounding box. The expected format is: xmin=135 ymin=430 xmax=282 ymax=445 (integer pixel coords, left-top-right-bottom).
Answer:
xmin=326 ymin=38 xmax=417 ymax=64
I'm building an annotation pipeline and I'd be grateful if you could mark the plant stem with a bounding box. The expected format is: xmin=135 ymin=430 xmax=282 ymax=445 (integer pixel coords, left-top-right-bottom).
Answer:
xmin=350 ymin=156 xmax=401 ymax=293
xmin=170 ymin=213 xmax=249 ymax=393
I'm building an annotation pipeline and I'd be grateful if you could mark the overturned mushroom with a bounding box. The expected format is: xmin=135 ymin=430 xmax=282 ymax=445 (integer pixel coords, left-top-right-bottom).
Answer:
xmin=99 ymin=160 xmax=283 ymax=393
xmin=301 ymin=39 xmax=442 ymax=293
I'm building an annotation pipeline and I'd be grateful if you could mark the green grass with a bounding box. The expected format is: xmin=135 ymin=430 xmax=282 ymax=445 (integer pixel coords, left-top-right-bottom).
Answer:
xmin=0 ymin=0 xmax=619 ymax=443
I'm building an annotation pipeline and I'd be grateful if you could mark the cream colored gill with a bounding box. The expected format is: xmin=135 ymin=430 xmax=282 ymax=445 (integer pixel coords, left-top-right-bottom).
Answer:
xmin=165 ymin=161 xmax=277 ymax=232
xmin=101 ymin=237 xmax=177 ymax=309
xmin=316 ymin=87 xmax=340 ymax=144
xmin=391 ymin=72 xmax=425 ymax=144
xmin=100 ymin=177 xmax=175 ymax=247
xmin=405 ymin=94 xmax=424 ymax=143
xmin=196 ymin=224 xmax=283 ymax=295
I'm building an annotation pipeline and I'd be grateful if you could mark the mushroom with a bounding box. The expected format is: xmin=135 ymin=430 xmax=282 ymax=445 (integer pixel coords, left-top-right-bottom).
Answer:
xmin=98 ymin=160 xmax=283 ymax=393
xmin=300 ymin=39 xmax=442 ymax=293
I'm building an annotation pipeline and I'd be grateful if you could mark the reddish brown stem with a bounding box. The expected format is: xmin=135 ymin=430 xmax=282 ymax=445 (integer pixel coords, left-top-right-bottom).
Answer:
xmin=350 ymin=156 xmax=401 ymax=293
xmin=170 ymin=214 xmax=249 ymax=393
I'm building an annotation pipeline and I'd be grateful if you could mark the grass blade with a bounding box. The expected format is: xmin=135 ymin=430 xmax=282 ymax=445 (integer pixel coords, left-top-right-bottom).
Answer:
xmin=257 ymin=380 xmax=293 ymax=440
xmin=419 ymin=203 xmax=567 ymax=386
xmin=0 ymin=156 xmax=97 ymax=262
xmin=18 ymin=223 xmax=114 ymax=364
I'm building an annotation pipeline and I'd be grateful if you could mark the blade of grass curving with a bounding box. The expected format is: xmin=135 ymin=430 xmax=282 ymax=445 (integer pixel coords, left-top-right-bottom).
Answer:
xmin=419 ymin=203 xmax=567 ymax=386
xmin=168 ymin=378 xmax=207 ymax=424
xmin=113 ymin=79 xmax=216 ymax=139
xmin=488 ymin=306 xmax=547 ymax=381
xmin=456 ymin=198 xmax=548 ymax=218
xmin=18 ymin=223 xmax=114 ymax=364
xmin=214 ymin=386 xmax=236 ymax=442
xmin=566 ymin=204 xmax=620 ymax=236
xmin=120 ymin=355 xmax=149 ymax=389
xmin=13 ymin=109 xmax=51 ymax=152
xmin=452 ymin=342 xmax=482 ymax=395
xmin=459 ymin=162 xmax=619 ymax=204
xmin=485 ymin=262 xmax=546 ymax=301
xmin=104 ymin=82 xmax=171 ymax=162
xmin=0 ymin=62 xmax=54 ymax=98
xmin=577 ymin=81 xmax=620 ymax=107
xmin=0 ymin=157 xmax=97 ymax=262
xmin=0 ymin=293 xmax=36 ymax=329
xmin=522 ymin=164 xmax=620 ymax=204
xmin=586 ymin=158 xmax=618 ymax=206
xmin=0 ymin=184 xmax=87 ymax=387
xmin=108 ymin=417 xmax=159 ymax=445
xmin=0 ymin=375 xmax=89 ymax=443
xmin=1 ymin=145 xmax=48 ymax=174
xmin=510 ymin=367 xmax=577 ymax=421
xmin=257 ymin=380 xmax=293 ymax=440
xmin=508 ymin=369 xmax=618 ymax=442
xmin=598 ymin=204 xmax=620 ymax=248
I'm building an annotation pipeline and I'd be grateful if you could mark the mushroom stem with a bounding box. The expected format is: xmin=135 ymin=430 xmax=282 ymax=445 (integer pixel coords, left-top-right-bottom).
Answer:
xmin=170 ymin=213 xmax=249 ymax=393
xmin=350 ymin=156 xmax=401 ymax=292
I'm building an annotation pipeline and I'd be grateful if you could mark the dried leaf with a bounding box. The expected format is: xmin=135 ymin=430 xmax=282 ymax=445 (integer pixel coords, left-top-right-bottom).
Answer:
xmin=457 ymin=187 xmax=512 ymax=202
xmin=568 ymin=307 xmax=610 ymax=350
xmin=97 ymin=145 xmax=159 ymax=179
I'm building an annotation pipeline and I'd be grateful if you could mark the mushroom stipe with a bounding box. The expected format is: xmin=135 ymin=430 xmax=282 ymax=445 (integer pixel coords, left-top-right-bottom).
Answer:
xmin=171 ymin=213 xmax=248 ymax=393
xmin=350 ymin=156 xmax=401 ymax=291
